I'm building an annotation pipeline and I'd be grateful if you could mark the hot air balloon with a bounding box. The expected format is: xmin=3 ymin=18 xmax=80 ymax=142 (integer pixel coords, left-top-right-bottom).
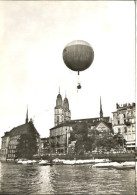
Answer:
xmin=62 ymin=40 xmax=94 ymax=89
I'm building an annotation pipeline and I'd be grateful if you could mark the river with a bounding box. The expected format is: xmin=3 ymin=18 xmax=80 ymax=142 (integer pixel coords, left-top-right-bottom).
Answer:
xmin=0 ymin=162 xmax=135 ymax=194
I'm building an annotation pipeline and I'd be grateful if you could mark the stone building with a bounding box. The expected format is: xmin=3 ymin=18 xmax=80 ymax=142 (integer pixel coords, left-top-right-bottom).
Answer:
xmin=1 ymin=132 xmax=10 ymax=161
xmin=88 ymin=120 xmax=112 ymax=137
xmin=54 ymin=89 xmax=71 ymax=126
xmin=1 ymin=109 xmax=40 ymax=161
xmin=50 ymin=90 xmax=72 ymax=153
xmin=39 ymin=137 xmax=50 ymax=156
xmin=50 ymin=93 xmax=112 ymax=154
xmin=112 ymin=103 xmax=136 ymax=150
xmin=50 ymin=122 xmax=73 ymax=154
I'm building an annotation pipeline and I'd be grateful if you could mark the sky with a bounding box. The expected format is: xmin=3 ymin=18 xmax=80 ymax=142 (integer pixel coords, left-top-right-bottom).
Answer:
xmin=0 ymin=1 xmax=135 ymax=142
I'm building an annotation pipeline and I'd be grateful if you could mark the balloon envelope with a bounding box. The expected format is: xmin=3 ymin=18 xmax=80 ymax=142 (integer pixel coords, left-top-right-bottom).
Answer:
xmin=63 ymin=40 xmax=94 ymax=72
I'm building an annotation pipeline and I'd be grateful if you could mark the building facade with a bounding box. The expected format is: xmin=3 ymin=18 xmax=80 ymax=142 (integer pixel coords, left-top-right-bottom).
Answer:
xmin=50 ymin=123 xmax=73 ymax=153
xmin=88 ymin=120 xmax=112 ymax=137
xmin=54 ymin=90 xmax=71 ymax=126
xmin=50 ymin=94 xmax=112 ymax=154
xmin=112 ymin=103 xmax=136 ymax=150
xmin=0 ymin=132 xmax=10 ymax=161
xmin=39 ymin=137 xmax=50 ymax=156
xmin=1 ymin=109 xmax=40 ymax=161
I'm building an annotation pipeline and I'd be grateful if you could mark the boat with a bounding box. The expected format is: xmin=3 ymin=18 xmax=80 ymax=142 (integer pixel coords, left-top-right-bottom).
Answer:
xmin=21 ymin=160 xmax=29 ymax=164
xmin=27 ymin=160 xmax=33 ymax=164
xmin=63 ymin=160 xmax=76 ymax=165
xmin=61 ymin=158 xmax=111 ymax=165
xmin=92 ymin=162 xmax=120 ymax=168
xmin=52 ymin=158 xmax=64 ymax=164
xmin=17 ymin=159 xmax=23 ymax=164
xmin=32 ymin=160 xmax=37 ymax=163
xmin=94 ymin=159 xmax=110 ymax=163
xmin=93 ymin=161 xmax=135 ymax=169
xmin=17 ymin=159 xmax=38 ymax=165
xmin=17 ymin=159 xmax=28 ymax=164
xmin=38 ymin=160 xmax=51 ymax=166
xmin=121 ymin=161 xmax=135 ymax=166
xmin=114 ymin=161 xmax=135 ymax=169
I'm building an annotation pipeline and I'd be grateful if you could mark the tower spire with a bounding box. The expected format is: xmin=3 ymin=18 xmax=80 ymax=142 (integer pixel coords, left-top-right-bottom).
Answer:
xmin=26 ymin=105 xmax=28 ymax=124
xmin=59 ymin=87 xmax=60 ymax=94
xmin=100 ymin=96 xmax=103 ymax=119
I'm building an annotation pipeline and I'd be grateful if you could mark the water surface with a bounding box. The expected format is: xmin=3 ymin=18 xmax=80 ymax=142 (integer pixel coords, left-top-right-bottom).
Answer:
xmin=0 ymin=162 xmax=135 ymax=194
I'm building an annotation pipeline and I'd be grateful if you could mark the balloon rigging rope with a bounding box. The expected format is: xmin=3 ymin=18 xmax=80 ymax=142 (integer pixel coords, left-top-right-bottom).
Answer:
xmin=67 ymin=68 xmax=81 ymax=93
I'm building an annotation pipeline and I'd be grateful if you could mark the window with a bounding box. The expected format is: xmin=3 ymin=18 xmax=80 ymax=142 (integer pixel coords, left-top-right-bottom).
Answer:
xmin=132 ymin=126 xmax=135 ymax=132
xmin=124 ymin=127 xmax=127 ymax=133
xmin=118 ymin=128 xmax=121 ymax=133
xmin=57 ymin=116 xmax=59 ymax=124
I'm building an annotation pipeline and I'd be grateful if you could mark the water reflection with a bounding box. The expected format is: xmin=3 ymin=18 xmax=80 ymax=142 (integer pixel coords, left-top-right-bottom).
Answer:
xmin=0 ymin=162 xmax=135 ymax=194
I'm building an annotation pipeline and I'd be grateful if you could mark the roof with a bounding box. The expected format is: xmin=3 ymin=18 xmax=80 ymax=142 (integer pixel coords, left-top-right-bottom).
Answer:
xmin=71 ymin=117 xmax=110 ymax=123
xmin=50 ymin=121 xmax=75 ymax=130
xmin=112 ymin=103 xmax=136 ymax=113
xmin=94 ymin=121 xmax=112 ymax=129
xmin=57 ymin=94 xmax=62 ymax=99
xmin=1 ymin=131 xmax=10 ymax=138
xmin=3 ymin=122 xmax=39 ymax=137
xmin=64 ymin=97 xmax=68 ymax=102
xmin=50 ymin=117 xmax=111 ymax=130
xmin=41 ymin=137 xmax=49 ymax=141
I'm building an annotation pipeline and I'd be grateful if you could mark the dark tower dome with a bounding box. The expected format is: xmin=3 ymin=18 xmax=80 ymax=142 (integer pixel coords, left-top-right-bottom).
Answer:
xmin=56 ymin=93 xmax=62 ymax=108
xmin=63 ymin=97 xmax=69 ymax=111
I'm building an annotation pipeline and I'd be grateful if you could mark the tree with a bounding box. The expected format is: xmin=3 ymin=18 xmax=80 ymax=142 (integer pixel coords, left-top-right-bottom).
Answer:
xmin=69 ymin=122 xmax=126 ymax=154
xmin=92 ymin=133 xmax=126 ymax=151
xmin=69 ymin=122 xmax=89 ymax=154
xmin=70 ymin=122 xmax=88 ymax=140
xmin=113 ymin=133 xmax=126 ymax=148
xmin=15 ymin=133 xmax=38 ymax=159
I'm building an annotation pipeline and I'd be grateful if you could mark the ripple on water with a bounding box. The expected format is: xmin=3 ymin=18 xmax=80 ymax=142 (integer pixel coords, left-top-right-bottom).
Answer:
xmin=0 ymin=162 xmax=135 ymax=194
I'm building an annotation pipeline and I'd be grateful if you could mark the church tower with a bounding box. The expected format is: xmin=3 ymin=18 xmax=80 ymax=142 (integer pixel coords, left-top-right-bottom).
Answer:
xmin=63 ymin=93 xmax=71 ymax=122
xmin=54 ymin=89 xmax=64 ymax=126
xmin=100 ymin=96 xmax=103 ymax=120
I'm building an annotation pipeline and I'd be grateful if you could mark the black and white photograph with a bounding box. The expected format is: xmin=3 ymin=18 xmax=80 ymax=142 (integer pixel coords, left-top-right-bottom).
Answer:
xmin=0 ymin=1 xmax=136 ymax=194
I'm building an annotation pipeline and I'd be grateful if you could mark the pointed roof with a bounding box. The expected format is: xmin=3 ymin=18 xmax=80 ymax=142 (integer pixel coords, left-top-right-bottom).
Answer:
xmin=90 ymin=120 xmax=113 ymax=134
xmin=57 ymin=87 xmax=62 ymax=99
xmin=100 ymin=96 xmax=103 ymax=118
xmin=26 ymin=105 xmax=28 ymax=124
xmin=63 ymin=90 xmax=70 ymax=111
xmin=9 ymin=122 xmax=39 ymax=137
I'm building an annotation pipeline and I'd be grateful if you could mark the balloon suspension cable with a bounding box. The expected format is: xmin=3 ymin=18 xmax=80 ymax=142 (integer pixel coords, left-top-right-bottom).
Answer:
xmin=77 ymin=74 xmax=81 ymax=90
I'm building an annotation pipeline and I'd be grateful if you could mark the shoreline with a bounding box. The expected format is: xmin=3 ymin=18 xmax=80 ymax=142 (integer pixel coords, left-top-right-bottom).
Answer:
xmin=0 ymin=152 xmax=135 ymax=163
